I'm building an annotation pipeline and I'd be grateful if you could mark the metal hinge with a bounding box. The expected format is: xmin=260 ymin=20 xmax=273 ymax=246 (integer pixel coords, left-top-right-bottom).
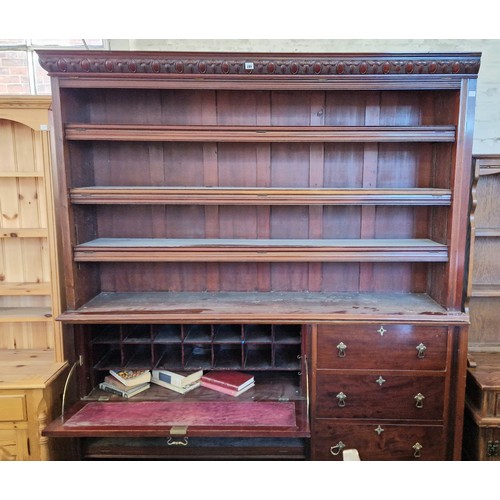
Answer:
xmin=487 ymin=440 xmax=499 ymax=457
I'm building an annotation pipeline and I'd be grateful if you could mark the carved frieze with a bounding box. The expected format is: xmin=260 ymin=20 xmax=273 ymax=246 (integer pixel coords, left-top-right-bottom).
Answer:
xmin=37 ymin=51 xmax=481 ymax=77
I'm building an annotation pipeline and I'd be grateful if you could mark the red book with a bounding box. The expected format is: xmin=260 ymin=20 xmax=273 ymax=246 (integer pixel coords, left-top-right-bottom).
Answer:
xmin=201 ymin=379 xmax=255 ymax=397
xmin=200 ymin=371 xmax=254 ymax=391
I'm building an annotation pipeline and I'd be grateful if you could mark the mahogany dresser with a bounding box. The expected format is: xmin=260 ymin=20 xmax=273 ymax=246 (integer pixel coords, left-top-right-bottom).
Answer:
xmin=37 ymin=50 xmax=480 ymax=460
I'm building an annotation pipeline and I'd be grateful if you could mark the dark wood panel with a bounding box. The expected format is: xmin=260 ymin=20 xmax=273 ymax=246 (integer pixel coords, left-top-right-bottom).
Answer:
xmin=96 ymin=262 xmax=429 ymax=295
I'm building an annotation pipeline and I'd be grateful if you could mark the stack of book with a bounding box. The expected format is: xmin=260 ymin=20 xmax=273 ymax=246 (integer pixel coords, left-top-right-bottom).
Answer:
xmin=201 ymin=371 xmax=255 ymax=396
xmin=151 ymin=368 xmax=203 ymax=394
xmin=99 ymin=369 xmax=151 ymax=398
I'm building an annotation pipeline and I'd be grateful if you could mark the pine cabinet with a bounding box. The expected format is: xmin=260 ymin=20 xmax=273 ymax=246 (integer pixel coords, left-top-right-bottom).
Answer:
xmin=0 ymin=97 xmax=68 ymax=460
xmin=38 ymin=50 xmax=480 ymax=460
xmin=0 ymin=350 xmax=67 ymax=460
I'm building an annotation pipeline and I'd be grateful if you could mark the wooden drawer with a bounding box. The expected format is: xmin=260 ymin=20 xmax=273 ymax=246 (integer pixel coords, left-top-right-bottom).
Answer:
xmin=0 ymin=395 xmax=26 ymax=422
xmin=316 ymin=372 xmax=445 ymax=420
xmin=82 ymin=437 xmax=308 ymax=460
xmin=313 ymin=420 xmax=446 ymax=460
xmin=316 ymin=324 xmax=448 ymax=370
xmin=462 ymin=405 xmax=500 ymax=460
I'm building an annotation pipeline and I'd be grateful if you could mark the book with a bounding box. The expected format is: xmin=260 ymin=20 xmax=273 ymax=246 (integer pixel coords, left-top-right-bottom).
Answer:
xmin=152 ymin=368 xmax=203 ymax=388
xmin=109 ymin=369 xmax=151 ymax=387
xmin=200 ymin=371 xmax=254 ymax=391
xmin=150 ymin=376 xmax=202 ymax=394
xmin=99 ymin=381 xmax=150 ymax=398
xmin=201 ymin=379 xmax=255 ymax=397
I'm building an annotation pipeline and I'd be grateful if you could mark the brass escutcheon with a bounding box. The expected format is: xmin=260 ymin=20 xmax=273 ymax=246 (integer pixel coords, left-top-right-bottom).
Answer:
xmin=336 ymin=341 xmax=347 ymax=357
xmin=416 ymin=342 xmax=427 ymax=358
xmin=413 ymin=442 xmax=423 ymax=458
xmin=336 ymin=391 xmax=347 ymax=407
xmin=414 ymin=393 xmax=425 ymax=408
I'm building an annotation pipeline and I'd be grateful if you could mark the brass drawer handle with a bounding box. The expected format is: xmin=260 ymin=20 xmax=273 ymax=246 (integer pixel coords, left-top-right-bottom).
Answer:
xmin=336 ymin=391 xmax=347 ymax=407
xmin=414 ymin=393 xmax=425 ymax=408
xmin=375 ymin=375 xmax=386 ymax=386
xmin=336 ymin=341 xmax=347 ymax=357
xmin=377 ymin=326 xmax=387 ymax=336
xmin=330 ymin=441 xmax=346 ymax=456
xmin=167 ymin=437 xmax=189 ymax=446
xmin=413 ymin=442 xmax=423 ymax=458
xmin=416 ymin=343 xmax=427 ymax=358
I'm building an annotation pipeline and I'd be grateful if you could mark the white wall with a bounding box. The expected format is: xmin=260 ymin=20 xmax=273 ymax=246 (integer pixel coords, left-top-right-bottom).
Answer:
xmin=109 ymin=39 xmax=500 ymax=155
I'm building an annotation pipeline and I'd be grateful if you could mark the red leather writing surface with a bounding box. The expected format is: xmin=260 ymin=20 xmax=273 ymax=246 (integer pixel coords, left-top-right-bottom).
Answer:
xmin=64 ymin=401 xmax=296 ymax=428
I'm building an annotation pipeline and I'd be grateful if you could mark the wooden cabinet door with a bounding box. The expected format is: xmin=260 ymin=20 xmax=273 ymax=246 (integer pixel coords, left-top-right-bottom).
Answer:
xmin=0 ymin=427 xmax=29 ymax=461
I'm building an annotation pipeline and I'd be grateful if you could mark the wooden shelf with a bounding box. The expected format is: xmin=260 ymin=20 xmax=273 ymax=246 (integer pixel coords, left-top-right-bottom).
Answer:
xmin=58 ymin=291 xmax=465 ymax=324
xmin=475 ymin=228 xmax=500 ymax=237
xmin=0 ymin=228 xmax=48 ymax=238
xmin=0 ymin=307 xmax=53 ymax=322
xmin=0 ymin=171 xmax=44 ymax=178
xmin=64 ymin=124 xmax=456 ymax=143
xmin=0 ymin=282 xmax=51 ymax=296
xmin=73 ymin=238 xmax=448 ymax=263
xmin=70 ymin=187 xmax=452 ymax=206
xmin=471 ymin=284 xmax=500 ymax=297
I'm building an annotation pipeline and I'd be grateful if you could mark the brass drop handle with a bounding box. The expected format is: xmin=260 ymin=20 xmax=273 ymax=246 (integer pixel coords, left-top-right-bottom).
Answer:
xmin=330 ymin=441 xmax=346 ymax=456
xmin=336 ymin=341 xmax=347 ymax=357
xmin=413 ymin=442 xmax=423 ymax=458
xmin=167 ymin=437 xmax=189 ymax=446
xmin=416 ymin=342 xmax=427 ymax=358
xmin=414 ymin=393 xmax=425 ymax=408
xmin=336 ymin=391 xmax=347 ymax=407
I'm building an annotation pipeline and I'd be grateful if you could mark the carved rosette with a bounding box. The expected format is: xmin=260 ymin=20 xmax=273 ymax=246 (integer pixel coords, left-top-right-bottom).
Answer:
xmin=37 ymin=51 xmax=481 ymax=77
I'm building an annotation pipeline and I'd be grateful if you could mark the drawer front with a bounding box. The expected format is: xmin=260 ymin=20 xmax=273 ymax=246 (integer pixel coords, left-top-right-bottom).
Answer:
xmin=316 ymin=372 xmax=445 ymax=420
xmin=462 ymin=407 xmax=500 ymax=460
xmin=0 ymin=395 xmax=27 ymax=422
xmin=316 ymin=324 xmax=448 ymax=370
xmin=82 ymin=437 xmax=308 ymax=460
xmin=313 ymin=420 xmax=446 ymax=460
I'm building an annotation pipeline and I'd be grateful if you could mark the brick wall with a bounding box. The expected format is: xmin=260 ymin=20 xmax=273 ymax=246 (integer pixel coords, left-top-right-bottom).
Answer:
xmin=0 ymin=39 xmax=104 ymax=95
xmin=0 ymin=50 xmax=31 ymax=94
